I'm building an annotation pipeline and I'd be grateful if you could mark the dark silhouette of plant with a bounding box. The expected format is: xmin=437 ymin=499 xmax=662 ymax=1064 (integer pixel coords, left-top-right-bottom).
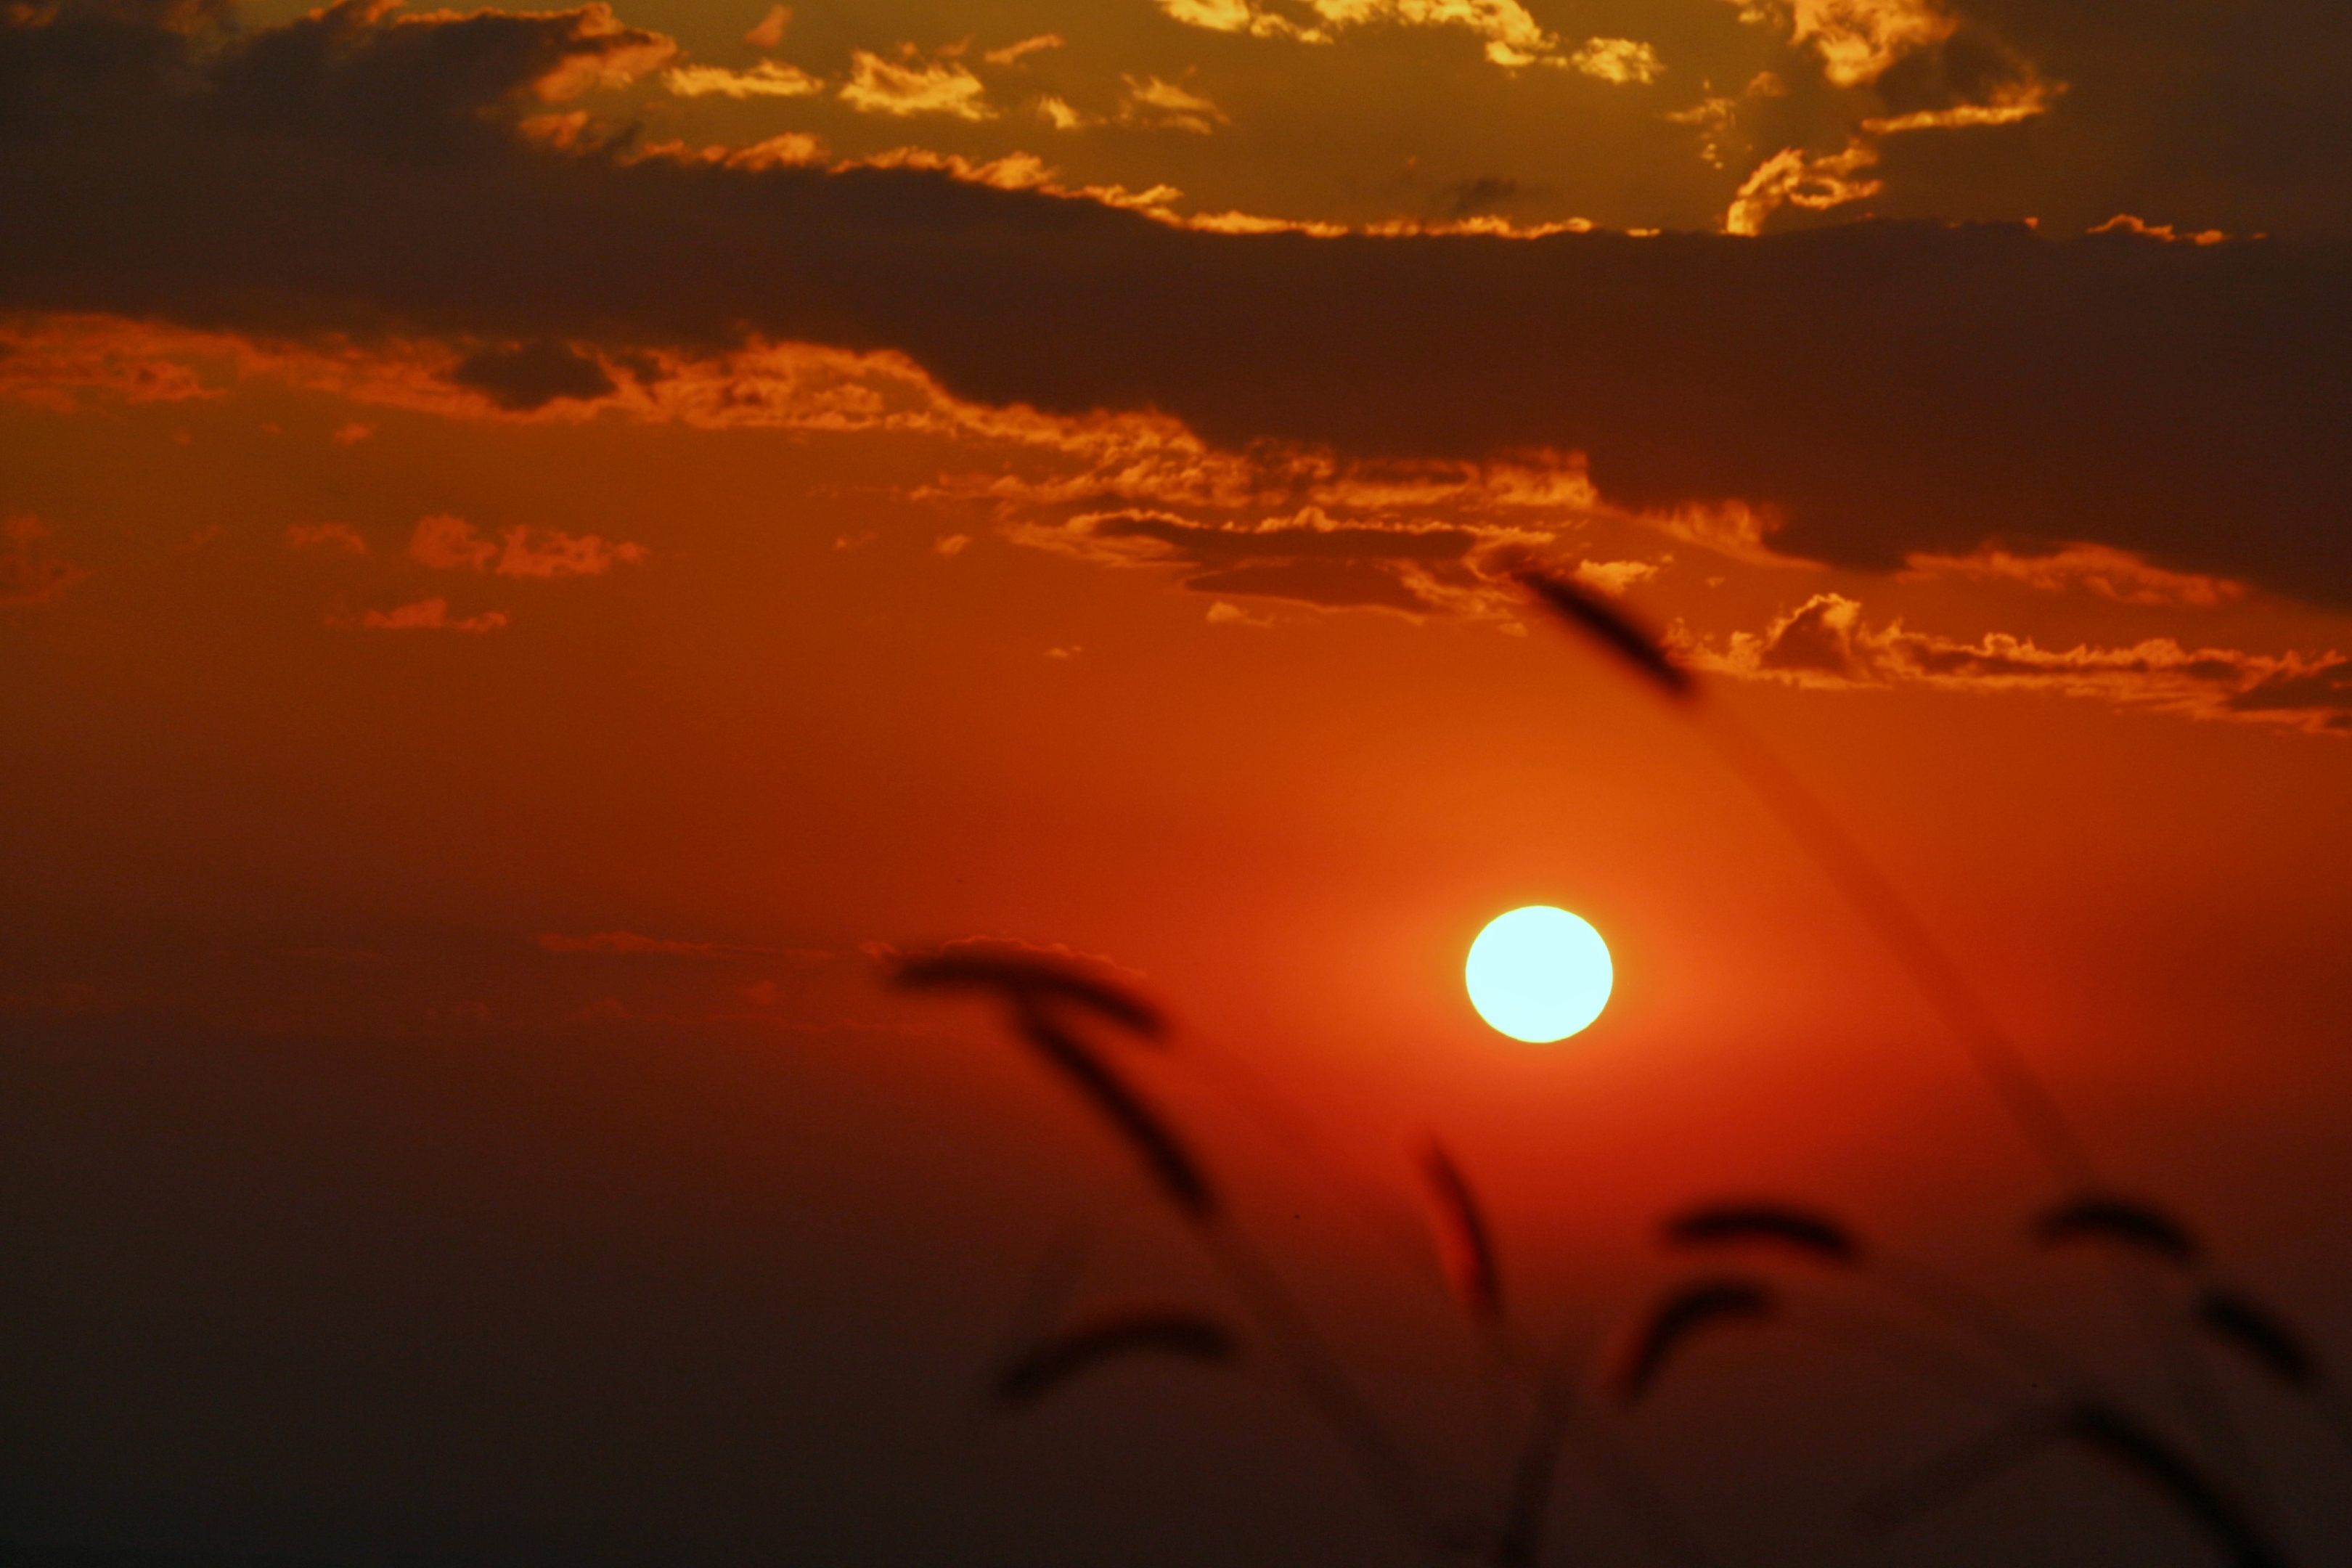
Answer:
xmin=1419 ymin=1139 xmax=1506 ymax=1324
xmin=994 ymin=1304 xmax=1240 ymax=1405
xmin=1609 ymin=1280 xmax=1776 ymax=1405
xmin=2033 ymin=1193 xmax=2202 ymax=1267
xmin=877 ymin=572 xmax=2340 ymax=1564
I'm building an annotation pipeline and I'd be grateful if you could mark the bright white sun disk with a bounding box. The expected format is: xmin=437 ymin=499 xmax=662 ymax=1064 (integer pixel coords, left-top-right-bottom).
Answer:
xmin=1465 ymin=906 xmax=1613 ymax=1042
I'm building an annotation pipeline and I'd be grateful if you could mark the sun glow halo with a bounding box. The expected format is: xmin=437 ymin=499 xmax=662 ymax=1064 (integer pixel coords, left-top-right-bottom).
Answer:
xmin=1465 ymin=906 xmax=1613 ymax=1042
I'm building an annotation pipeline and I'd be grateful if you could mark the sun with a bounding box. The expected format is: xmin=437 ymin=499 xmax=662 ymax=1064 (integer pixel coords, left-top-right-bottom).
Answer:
xmin=1465 ymin=906 xmax=1613 ymax=1042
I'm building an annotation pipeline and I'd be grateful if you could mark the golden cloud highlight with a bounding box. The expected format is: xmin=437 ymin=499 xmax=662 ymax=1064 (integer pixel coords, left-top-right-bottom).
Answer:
xmin=1861 ymin=75 xmax=2063 ymax=134
xmin=1567 ymin=37 xmax=1665 ymax=85
xmin=1151 ymin=0 xmax=1659 ymax=76
xmin=1758 ymin=0 xmax=1956 ymax=88
xmin=983 ymin=33 xmax=1063 ymax=66
xmin=2089 ymin=214 xmax=2234 ymax=246
xmin=839 ymin=49 xmax=992 ymax=120
xmin=1724 ymin=140 xmax=1881 ymax=234
xmin=663 ymin=59 xmax=822 ymax=98
xmin=1119 ymin=75 xmax=1228 ymax=134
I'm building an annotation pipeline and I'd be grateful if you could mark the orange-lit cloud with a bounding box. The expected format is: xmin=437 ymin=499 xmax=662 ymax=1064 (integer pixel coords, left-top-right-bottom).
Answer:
xmin=409 ymin=515 xmax=499 ymax=572
xmin=1566 ymin=37 xmax=1665 ymax=85
xmin=663 ymin=59 xmax=823 ymax=98
xmin=839 ymin=49 xmax=992 ymax=120
xmin=1665 ymin=94 xmax=1741 ymax=168
xmin=983 ymin=33 xmax=1062 ymax=67
xmin=1003 ymin=505 xmax=1556 ymax=614
xmin=1690 ymin=593 xmax=2352 ymax=732
xmin=0 ymin=316 xmax=220 ymax=412
xmin=353 ymin=597 xmax=510 ymax=633
xmin=1 ymin=514 xmax=91 ymax=605
xmin=742 ymin=4 xmax=787 ymax=49
xmin=1151 ymin=0 xmax=1315 ymax=44
xmin=496 ymin=529 xmax=647 ymax=578
xmin=287 ymin=522 xmax=369 ymax=554
xmin=1204 ymin=598 xmax=1276 ymax=626
xmin=1861 ymin=75 xmax=2063 ymax=135
xmin=2088 ymin=213 xmax=2234 ymax=246
xmin=1150 ymin=0 xmax=1661 ymax=78
xmin=1900 ymin=544 xmax=2248 ymax=608
xmin=1570 ymin=558 xmax=1662 ymax=595
xmin=520 ymin=1 xmax=675 ymax=100
xmin=1118 ymin=75 xmax=1228 ymax=134
xmin=1723 ymin=140 xmax=1880 ymax=234
xmin=4 ymin=0 xmax=2346 ymax=612
xmin=1736 ymin=0 xmax=1956 ymax=88
xmin=409 ymin=515 xmax=645 ymax=576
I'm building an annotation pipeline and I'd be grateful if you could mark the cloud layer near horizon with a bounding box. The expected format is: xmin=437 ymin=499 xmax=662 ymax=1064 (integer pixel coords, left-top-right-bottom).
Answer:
xmin=4 ymin=0 xmax=2348 ymax=605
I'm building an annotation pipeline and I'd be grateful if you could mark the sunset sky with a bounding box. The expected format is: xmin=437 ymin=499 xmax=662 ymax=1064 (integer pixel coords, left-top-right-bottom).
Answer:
xmin=3 ymin=0 xmax=2349 ymax=1563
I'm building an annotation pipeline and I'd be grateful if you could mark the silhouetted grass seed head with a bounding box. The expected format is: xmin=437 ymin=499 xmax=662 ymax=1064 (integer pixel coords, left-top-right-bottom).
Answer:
xmin=889 ymin=947 xmax=1169 ymax=1042
xmin=2032 ymin=1193 xmax=2201 ymax=1267
xmin=1612 ymin=1277 xmax=1776 ymax=1405
xmin=995 ymin=1304 xmax=1240 ymax=1406
xmin=1516 ymin=569 xmax=1694 ymax=701
xmin=1662 ymin=1201 xmax=1863 ymax=1265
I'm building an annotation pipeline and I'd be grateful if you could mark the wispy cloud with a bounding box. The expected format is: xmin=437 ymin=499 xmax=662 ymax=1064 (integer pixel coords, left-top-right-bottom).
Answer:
xmin=409 ymin=515 xmax=645 ymax=576
xmin=2088 ymin=213 xmax=2234 ymax=246
xmin=1861 ymin=75 xmax=2062 ymax=134
xmin=1723 ymin=140 xmax=1881 ymax=234
xmin=1119 ymin=75 xmax=1228 ymax=133
xmin=1005 ymin=505 xmax=1553 ymax=614
xmin=839 ymin=49 xmax=992 ymax=119
xmin=1690 ymin=593 xmax=2351 ymax=732
xmin=287 ymin=522 xmax=369 ymax=554
xmin=0 ymin=317 xmax=220 ymax=412
xmin=1901 ymin=544 xmax=2247 ymax=608
xmin=1734 ymin=0 xmax=1957 ymax=88
xmin=743 ymin=4 xmax=788 ymax=49
xmin=354 ymin=597 xmax=509 ymax=633
xmin=984 ymin=33 xmax=1063 ymax=66
xmin=1567 ymin=37 xmax=1664 ymax=84
xmin=663 ymin=59 xmax=823 ymax=98
xmin=1152 ymin=0 xmax=1665 ymax=76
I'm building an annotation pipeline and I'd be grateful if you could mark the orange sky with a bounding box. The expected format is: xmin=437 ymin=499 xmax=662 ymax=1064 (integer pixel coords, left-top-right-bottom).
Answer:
xmin=2 ymin=1 xmax=2350 ymax=1564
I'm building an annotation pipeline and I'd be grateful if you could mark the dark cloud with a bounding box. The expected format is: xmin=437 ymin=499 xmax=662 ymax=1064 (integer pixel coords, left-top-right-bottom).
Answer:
xmin=452 ymin=339 xmax=618 ymax=409
xmin=4 ymin=0 xmax=2349 ymax=603
xmin=1874 ymin=0 xmax=2352 ymax=242
xmin=1440 ymin=176 xmax=1520 ymax=219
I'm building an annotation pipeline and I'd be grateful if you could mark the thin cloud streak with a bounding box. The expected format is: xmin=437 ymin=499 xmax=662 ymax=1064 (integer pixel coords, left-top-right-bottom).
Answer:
xmin=1689 ymin=593 xmax=2352 ymax=733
